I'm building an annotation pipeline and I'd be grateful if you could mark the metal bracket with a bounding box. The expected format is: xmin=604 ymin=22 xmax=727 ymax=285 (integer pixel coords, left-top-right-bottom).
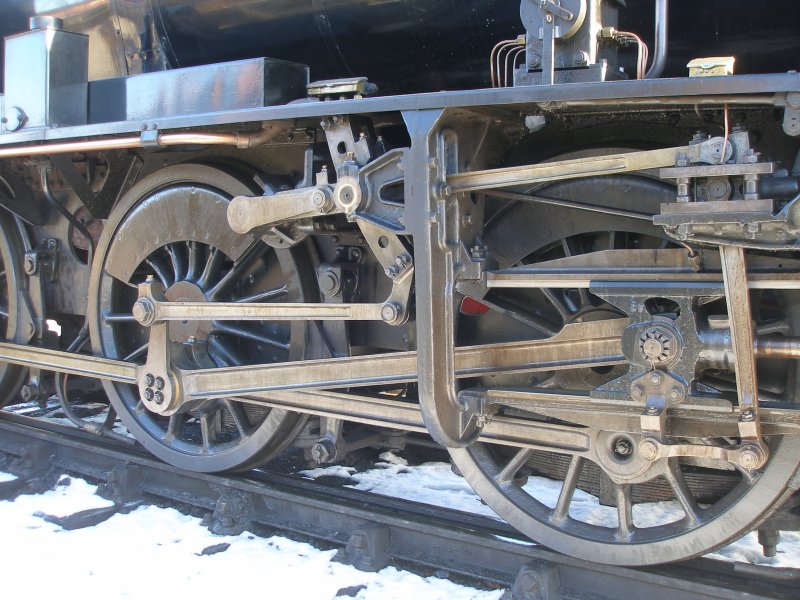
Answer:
xmin=783 ymin=91 xmax=800 ymax=136
xmin=23 ymin=238 xmax=59 ymax=283
xmin=50 ymin=151 xmax=143 ymax=218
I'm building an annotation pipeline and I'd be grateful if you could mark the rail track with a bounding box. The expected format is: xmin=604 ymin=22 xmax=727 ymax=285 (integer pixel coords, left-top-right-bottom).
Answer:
xmin=0 ymin=411 xmax=797 ymax=600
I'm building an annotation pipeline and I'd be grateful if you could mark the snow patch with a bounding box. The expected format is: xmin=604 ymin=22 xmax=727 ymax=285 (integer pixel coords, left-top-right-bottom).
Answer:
xmin=0 ymin=474 xmax=504 ymax=599
xmin=299 ymin=452 xmax=800 ymax=568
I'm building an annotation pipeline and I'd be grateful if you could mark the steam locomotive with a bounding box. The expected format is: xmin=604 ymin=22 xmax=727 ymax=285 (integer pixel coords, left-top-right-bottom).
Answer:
xmin=1 ymin=0 xmax=800 ymax=566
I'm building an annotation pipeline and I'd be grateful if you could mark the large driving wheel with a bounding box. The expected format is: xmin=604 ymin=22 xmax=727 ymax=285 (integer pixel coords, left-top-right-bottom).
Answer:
xmin=0 ymin=204 xmax=28 ymax=406
xmin=452 ymin=171 xmax=800 ymax=565
xmin=88 ymin=164 xmax=314 ymax=472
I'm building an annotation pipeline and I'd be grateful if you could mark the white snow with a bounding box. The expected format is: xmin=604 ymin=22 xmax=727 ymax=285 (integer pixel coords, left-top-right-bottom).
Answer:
xmin=300 ymin=452 xmax=800 ymax=568
xmin=0 ymin=471 xmax=504 ymax=600
xmin=5 ymin=401 xmax=800 ymax=571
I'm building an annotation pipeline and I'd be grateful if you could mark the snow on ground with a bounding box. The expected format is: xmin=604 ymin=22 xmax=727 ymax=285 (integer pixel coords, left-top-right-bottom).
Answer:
xmin=0 ymin=472 xmax=503 ymax=600
xmin=301 ymin=452 xmax=800 ymax=568
xmin=5 ymin=398 xmax=800 ymax=572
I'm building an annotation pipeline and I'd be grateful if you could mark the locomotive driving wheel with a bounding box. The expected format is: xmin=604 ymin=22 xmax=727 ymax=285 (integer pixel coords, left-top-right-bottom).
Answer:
xmin=89 ymin=164 xmax=313 ymax=472
xmin=452 ymin=170 xmax=800 ymax=565
xmin=0 ymin=207 xmax=27 ymax=406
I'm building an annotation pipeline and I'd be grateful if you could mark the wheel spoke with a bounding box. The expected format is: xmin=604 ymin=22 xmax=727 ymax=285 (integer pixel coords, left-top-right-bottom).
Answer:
xmin=663 ymin=459 xmax=701 ymax=525
xmin=144 ymin=257 xmax=172 ymax=288
xmin=207 ymin=242 xmax=268 ymax=300
xmin=163 ymin=412 xmax=186 ymax=443
xmin=224 ymin=399 xmax=252 ymax=438
xmin=186 ymin=241 xmax=200 ymax=281
xmin=208 ymin=336 xmax=247 ymax=366
xmin=103 ymin=312 xmax=136 ymax=323
xmin=551 ymin=455 xmax=583 ymax=524
xmin=197 ymin=247 xmax=224 ymax=289
xmin=123 ymin=342 xmax=149 ymax=362
xmin=166 ymin=244 xmax=184 ymax=284
xmin=541 ymin=288 xmax=570 ymax=322
xmin=235 ymin=285 xmax=288 ymax=304
xmin=495 ymin=448 xmax=534 ymax=485
xmin=615 ymin=483 xmax=634 ymax=540
xmin=560 ymin=238 xmax=592 ymax=307
xmin=200 ymin=412 xmax=216 ymax=453
xmin=211 ymin=323 xmax=290 ymax=351
xmin=479 ymin=295 xmax=560 ymax=336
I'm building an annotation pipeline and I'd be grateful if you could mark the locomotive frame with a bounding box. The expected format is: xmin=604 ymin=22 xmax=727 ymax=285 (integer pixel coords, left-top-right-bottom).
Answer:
xmin=1 ymin=0 xmax=800 ymax=567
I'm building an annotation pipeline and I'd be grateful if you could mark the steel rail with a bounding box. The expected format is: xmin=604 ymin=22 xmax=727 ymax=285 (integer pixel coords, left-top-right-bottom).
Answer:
xmin=0 ymin=413 xmax=797 ymax=599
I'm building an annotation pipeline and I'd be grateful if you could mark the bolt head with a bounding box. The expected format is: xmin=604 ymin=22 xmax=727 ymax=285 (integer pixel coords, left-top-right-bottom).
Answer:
xmin=153 ymin=391 xmax=164 ymax=405
xmin=668 ymin=387 xmax=685 ymax=401
xmin=573 ymin=51 xmax=589 ymax=66
xmin=631 ymin=385 xmax=644 ymax=399
xmin=143 ymin=388 xmax=154 ymax=401
xmin=144 ymin=373 xmax=155 ymax=387
xmin=132 ymin=298 xmax=156 ymax=326
xmin=380 ymin=302 xmax=400 ymax=324
xmin=740 ymin=408 xmax=755 ymax=422
xmin=649 ymin=371 xmax=662 ymax=385
xmin=154 ymin=377 xmax=165 ymax=390
xmin=639 ymin=440 xmax=659 ymax=461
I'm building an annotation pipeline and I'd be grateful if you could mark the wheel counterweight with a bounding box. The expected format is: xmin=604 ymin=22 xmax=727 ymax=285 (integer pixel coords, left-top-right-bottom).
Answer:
xmin=88 ymin=164 xmax=315 ymax=472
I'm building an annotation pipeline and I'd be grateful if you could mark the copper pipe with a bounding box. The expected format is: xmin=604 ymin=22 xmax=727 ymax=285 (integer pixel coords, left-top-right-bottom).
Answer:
xmin=0 ymin=127 xmax=282 ymax=159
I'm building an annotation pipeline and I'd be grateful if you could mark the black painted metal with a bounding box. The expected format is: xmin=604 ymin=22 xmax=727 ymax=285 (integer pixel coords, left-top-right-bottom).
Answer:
xmin=0 ymin=70 xmax=797 ymax=148
xmin=3 ymin=1 xmax=800 ymax=95
xmin=0 ymin=412 xmax=798 ymax=599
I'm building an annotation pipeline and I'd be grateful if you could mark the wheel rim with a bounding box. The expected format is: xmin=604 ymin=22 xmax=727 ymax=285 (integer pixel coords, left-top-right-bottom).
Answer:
xmin=89 ymin=164 xmax=310 ymax=472
xmin=451 ymin=173 xmax=800 ymax=565
xmin=0 ymin=203 xmax=26 ymax=405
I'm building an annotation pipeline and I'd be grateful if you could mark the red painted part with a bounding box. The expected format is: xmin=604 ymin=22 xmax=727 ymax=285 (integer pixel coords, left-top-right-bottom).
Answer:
xmin=460 ymin=297 xmax=491 ymax=315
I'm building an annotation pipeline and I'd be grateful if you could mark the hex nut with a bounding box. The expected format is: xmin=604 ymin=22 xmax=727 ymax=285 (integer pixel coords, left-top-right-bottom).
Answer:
xmin=132 ymin=298 xmax=156 ymax=326
xmin=668 ymin=387 xmax=685 ymax=401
